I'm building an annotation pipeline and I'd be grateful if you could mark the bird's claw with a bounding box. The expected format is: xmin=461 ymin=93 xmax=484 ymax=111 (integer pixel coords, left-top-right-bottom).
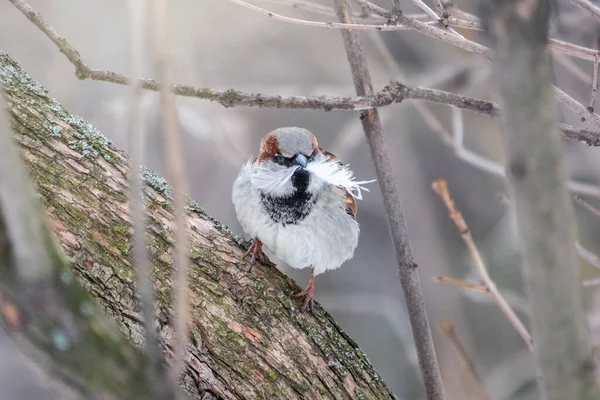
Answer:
xmin=295 ymin=285 xmax=314 ymax=313
xmin=242 ymin=239 xmax=264 ymax=271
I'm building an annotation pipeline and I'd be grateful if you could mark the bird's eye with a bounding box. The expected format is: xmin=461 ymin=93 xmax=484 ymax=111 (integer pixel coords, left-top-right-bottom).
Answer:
xmin=273 ymin=153 xmax=287 ymax=165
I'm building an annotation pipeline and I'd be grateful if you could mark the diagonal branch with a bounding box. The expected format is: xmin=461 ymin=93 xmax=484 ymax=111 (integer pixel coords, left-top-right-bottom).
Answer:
xmin=432 ymin=179 xmax=534 ymax=352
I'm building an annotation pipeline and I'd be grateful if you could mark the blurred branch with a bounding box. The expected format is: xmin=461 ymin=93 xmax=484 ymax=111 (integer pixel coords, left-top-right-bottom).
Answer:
xmin=0 ymin=91 xmax=167 ymax=399
xmin=150 ymin=0 xmax=191 ymax=382
xmin=0 ymin=50 xmax=395 ymax=399
xmin=7 ymin=0 xmax=600 ymax=145
xmin=432 ymin=179 xmax=534 ymax=352
xmin=451 ymin=108 xmax=600 ymax=200
xmin=433 ymin=276 xmax=489 ymax=293
xmin=570 ymin=0 xmax=600 ymax=21
xmin=125 ymin=0 xmax=163 ymax=380
xmin=332 ymin=0 xmax=447 ymax=398
xmin=440 ymin=321 xmax=489 ymax=400
xmin=553 ymin=52 xmax=592 ymax=85
xmin=479 ymin=0 xmax=600 ymax=398
xmin=576 ymin=242 xmax=600 ymax=270
xmin=574 ymin=195 xmax=600 ymax=217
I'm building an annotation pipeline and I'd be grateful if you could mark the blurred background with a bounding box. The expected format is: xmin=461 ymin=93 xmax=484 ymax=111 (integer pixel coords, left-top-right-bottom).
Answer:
xmin=2 ymin=0 xmax=600 ymax=398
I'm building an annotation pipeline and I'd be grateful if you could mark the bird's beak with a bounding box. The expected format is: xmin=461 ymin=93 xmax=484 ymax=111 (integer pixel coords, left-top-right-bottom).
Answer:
xmin=293 ymin=154 xmax=308 ymax=168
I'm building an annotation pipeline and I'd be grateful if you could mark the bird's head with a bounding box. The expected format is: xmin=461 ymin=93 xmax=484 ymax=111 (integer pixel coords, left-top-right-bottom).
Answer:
xmin=250 ymin=127 xmax=374 ymax=199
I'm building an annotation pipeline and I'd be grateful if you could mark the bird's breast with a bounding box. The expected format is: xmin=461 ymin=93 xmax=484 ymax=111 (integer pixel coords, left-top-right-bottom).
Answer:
xmin=260 ymin=168 xmax=316 ymax=225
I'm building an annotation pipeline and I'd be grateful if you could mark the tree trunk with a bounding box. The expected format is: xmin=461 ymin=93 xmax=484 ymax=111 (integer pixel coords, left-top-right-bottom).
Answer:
xmin=478 ymin=1 xmax=600 ymax=399
xmin=0 ymin=50 xmax=395 ymax=400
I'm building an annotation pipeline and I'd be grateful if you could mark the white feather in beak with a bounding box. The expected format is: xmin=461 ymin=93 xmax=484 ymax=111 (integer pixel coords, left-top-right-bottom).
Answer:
xmin=306 ymin=158 xmax=375 ymax=200
xmin=250 ymin=164 xmax=299 ymax=194
xmin=250 ymin=158 xmax=376 ymax=199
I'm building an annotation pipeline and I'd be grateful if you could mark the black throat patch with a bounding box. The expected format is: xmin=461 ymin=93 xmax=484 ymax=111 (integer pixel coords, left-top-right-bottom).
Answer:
xmin=260 ymin=168 xmax=317 ymax=225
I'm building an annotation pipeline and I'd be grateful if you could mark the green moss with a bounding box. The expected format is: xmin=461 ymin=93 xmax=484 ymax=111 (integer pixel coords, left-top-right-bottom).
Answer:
xmin=112 ymin=225 xmax=130 ymax=235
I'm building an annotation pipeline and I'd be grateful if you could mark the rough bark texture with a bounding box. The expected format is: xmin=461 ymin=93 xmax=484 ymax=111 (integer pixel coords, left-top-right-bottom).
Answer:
xmin=0 ymin=50 xmax=395 ymax=400
xmin=478 ymin=1 xmax=600 ymax=399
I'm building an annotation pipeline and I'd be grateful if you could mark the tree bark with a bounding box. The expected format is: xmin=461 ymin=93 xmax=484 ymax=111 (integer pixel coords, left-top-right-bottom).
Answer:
xmin=0 ymin=50 xmax=395 ymax=400
xmin=478 ymin=1 xmax=600 ymax=399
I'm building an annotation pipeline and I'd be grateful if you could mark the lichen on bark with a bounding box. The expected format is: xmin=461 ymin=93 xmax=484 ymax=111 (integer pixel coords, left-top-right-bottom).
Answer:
xmin=0 ymin=50 xmax=395 ymax=399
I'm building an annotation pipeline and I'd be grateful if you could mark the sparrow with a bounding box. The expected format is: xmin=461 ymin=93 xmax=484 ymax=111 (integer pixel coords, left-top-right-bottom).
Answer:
xmin=232 ymin=127 xmax=374 ymax=312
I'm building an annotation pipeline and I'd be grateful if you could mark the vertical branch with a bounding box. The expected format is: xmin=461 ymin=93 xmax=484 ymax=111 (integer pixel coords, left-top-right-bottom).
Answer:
xmin=332 ymin=1 xmax=446 ymax=399
xmin=126 ymin=0 xmax=162 ymax=377
xmin=478 ymin=1 xmax=600 ymax=399
xmin=150 ymin=0 xmax=191 ymax=381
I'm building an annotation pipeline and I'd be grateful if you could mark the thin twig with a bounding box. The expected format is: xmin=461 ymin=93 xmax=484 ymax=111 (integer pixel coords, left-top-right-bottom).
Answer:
xmin=570 ymin=0 xmax=600 ymax=21
xmin=440 ymin=321 xmax=489 ymax=400
xmin=433 ymin=276 xmax=489 ymax=292
xmin=226 ymin=0 xmax=600 ymax=127
xmin=260 ymin=0 xmax=374 ymax=19
xmin=389 ymin=0 xmax=401 ymax=11
xmin=576 ymin=242 xmax=600 ymax=270
xmin=583 ymin=277 xmax=600 ymax=287
xmin=433 ymin=0 xmax=445 ymax=17
xmin=553 ymin=52 xmax=593 ymax=85
xmin=409 ymin=0 xmax=440 ymax=22
xmin=126 ymin=0 xmax=162 ymax=376
xmin=432 ymin=179 xmax=534 ymax=352
xmin=8 ymin=0 xmax=600 ymax=145
xmin=574 ymin=195 xmax=600 ymax=217
xmin=590 ymin=54 xmax=599 ymax=112
xmin=353 ymin=0 xmax=389 ymax=16
xmin=332 ymin=0 xmax=446 ymax=398
xmin=449 ymin=16 xmax=600 ymax=62
xmin=151 ymin=0 xmax=190 ymax=381
xmin=407 ymin=0 xmax=462 ymax=38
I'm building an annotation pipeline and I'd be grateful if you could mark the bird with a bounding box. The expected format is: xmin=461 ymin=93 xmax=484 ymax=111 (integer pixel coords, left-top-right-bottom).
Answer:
xmin=232 ymin=127 xmax=374 ymax=312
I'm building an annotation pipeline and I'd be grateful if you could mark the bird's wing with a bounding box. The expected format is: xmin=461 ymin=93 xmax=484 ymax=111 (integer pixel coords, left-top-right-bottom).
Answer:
xmin=320 ymin=148 xmax=358 ymax=218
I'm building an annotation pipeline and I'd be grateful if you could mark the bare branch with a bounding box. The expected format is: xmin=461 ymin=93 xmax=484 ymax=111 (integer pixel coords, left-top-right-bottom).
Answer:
xmin=332 ymin=0 xmax=446 ymax=398
xmin=126 ymin=0 xmax=162 ymax=377
xmin=8 ymin=0 xmax=600 ymax=145
xmin=440 ymin=321 xmax=489 ymax=400
xmin=432 ymin=179 xmax=534 ymax=352
xmin=150 ymin=0 xmax=190 ymax=381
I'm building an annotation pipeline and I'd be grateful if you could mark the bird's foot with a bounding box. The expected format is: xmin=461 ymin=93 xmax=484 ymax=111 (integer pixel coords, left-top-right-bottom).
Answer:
xmin=295 ymin=285 xmax=314 ymax=313
xmin=295 ymin=269 xmax=315 ymax=313
xmin=242 ymin=238 xmax=264 ymax=271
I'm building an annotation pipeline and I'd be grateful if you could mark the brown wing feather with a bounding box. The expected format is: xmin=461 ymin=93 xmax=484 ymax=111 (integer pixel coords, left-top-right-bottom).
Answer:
xmin=320 ymin=148 xmax=358 ymax=218
xmin=344 ymin=191 xmax=358 ymax=217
